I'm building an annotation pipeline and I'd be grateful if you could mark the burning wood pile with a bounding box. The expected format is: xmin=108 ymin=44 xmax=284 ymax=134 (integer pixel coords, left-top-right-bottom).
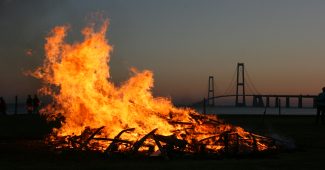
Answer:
xmin=29 ymin=19 xmax=279 ymax=159
xmin=45 ymin=112 xmax=278 ymax=158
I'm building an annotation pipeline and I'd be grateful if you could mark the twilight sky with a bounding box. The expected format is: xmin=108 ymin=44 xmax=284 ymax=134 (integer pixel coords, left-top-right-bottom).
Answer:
xmin=1 ymin=0 xmax=325 ymax=104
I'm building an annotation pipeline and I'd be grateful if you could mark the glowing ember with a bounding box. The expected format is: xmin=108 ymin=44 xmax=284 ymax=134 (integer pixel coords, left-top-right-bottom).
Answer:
xmin=30 ymin=19 xmax=277 ymax=156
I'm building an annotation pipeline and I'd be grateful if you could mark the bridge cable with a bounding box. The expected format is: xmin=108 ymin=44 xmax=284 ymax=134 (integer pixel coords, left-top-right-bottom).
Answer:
xmin=245 ymin=75 xmax=258 ymax=94
xmin=223 ymin=80 xmax=236 ymax=96
xmin=222 ymin=68 xmax=237 ymax=95
xmin=244 ymin=67 xmax=261 ymax=95
xmin=246 ymin=74 xmax=260 ymax=94
xmin=246 ymin=82 xmax=258 ymax=95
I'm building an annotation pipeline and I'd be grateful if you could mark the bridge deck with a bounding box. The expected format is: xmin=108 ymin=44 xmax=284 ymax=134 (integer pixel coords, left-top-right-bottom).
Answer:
xmin=211 ymin=94 xmax=317 ymax=99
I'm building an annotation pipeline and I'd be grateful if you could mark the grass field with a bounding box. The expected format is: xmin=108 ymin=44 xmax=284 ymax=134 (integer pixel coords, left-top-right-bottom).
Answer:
xmin=0 ymin=114 xmax=325 ymax=169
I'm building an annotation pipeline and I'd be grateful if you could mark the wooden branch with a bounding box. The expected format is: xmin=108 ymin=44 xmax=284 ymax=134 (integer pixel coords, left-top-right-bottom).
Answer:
xmin=169 ymin=121 xmax=193 ymax=125
xmin=199 ymin=135 xmax=220 ymax=143
xmin=152 ymin=134 xmax=169 ymax=160
xmin=80 ymin=126 xmax=105 ymax=150
xmin=105 ymin=128 xmax=135 ymax=153
xmin=132 ymin=128 xmax=158 ymax=154
xmin=154 ymin=134 xmax=187 ymax=149
xmin=93 ymin=138 xmax=132 ymax=144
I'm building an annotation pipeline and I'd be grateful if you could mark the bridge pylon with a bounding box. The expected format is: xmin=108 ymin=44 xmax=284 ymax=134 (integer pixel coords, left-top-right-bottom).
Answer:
xmin=236 ymin=63 xmax=246 ymax=107
xmin=208 ymin=76 xmax=215 ymax=106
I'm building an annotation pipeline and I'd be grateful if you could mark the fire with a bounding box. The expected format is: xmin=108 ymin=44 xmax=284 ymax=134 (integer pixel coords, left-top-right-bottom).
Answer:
xmin=31 ymin=19 xmax=276 ymax=155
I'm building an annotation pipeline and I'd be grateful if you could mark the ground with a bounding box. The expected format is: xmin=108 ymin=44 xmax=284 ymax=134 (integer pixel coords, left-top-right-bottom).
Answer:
xmin=0 ymin=113 xmax=325 ymax=169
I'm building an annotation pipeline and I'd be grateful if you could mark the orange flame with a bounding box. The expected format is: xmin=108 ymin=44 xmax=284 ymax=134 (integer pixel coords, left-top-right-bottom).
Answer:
xmin=31 ymin=19 xmax=273 ymax=153
xmin=32 ymin=20 xmax=192 ymax=137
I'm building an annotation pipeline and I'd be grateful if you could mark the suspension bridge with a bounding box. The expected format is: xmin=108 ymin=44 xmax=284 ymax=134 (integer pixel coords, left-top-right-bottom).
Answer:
xmin=205 ymin=63 xmax=317 ymax=108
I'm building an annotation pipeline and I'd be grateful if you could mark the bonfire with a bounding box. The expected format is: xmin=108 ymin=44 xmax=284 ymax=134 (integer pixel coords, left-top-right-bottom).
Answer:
xmin=30 ymin=19 xmax=278 ymax=158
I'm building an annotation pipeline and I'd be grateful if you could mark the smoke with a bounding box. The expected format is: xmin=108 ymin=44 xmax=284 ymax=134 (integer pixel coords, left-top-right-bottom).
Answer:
xmin=265 ymin=123 xmax=296 ymax=150
xmin=269 ymin=133 xmax=296 ymax=150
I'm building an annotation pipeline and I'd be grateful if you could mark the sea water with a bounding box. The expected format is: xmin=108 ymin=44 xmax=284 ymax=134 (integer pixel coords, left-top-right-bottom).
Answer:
xmin=194 ymin=106 xmax=316 ymax=116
